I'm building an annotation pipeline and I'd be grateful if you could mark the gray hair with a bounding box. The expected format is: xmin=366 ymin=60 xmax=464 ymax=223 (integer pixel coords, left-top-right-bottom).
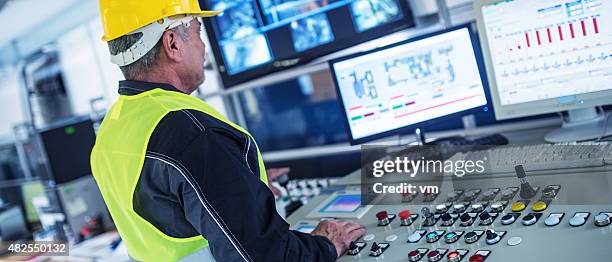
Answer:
xmin=108 ymin=24 xmax=191 ymax=80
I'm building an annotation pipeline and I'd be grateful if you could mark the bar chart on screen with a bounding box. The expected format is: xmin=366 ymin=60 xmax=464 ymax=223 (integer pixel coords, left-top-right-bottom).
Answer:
xmin=482 ymin=0 xmax=612 ymax=106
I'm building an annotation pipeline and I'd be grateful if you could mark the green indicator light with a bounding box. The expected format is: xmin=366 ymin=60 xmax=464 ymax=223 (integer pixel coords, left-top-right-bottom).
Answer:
xmin=65 ymin=126 xmax=76 ymax=135
xmin=351 ymin=116 xmax=363 ymax=121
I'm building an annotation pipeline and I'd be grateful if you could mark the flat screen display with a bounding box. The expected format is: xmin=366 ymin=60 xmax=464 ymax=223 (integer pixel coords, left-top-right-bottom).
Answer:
xmin=330 ymin=26 xmax=490 ymax=144
xmin=319 ymin=194 xmax=362 ymax=213
xmin=201 ymin=0 xmax=414 ymax=87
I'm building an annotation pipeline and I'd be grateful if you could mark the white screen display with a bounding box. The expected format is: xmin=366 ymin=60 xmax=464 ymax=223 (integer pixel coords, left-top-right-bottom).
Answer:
xmin=332 ymin=28 xmax=487 ymax=141
xmin=482 ymin=0 xmax=612 ymax=106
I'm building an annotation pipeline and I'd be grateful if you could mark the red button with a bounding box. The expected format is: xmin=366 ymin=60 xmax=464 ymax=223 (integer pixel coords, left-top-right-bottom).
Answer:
xmin=376 ymin=211 xmax=388 ymax=220
xmin=408 ymin=250 xmax=420 ymax=257
xmin=447 ymin=251 xmax=460 ymax=259
xmin=399 ymin=210 xmax=411 ymax=220
xmin=469 ymin=254 xmax=484 ymax=262
xmin=427 ymin=250 xmax=439 ymax=257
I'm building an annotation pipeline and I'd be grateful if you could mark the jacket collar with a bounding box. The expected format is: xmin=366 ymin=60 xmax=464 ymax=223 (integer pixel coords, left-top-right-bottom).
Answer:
xmin=118 ymin=80 xmax=183 ymax=96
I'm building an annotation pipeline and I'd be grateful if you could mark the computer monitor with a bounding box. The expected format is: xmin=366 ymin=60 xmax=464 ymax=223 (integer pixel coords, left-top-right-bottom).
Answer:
xmin=202 ymin=0 xmax=414 ymax=87
xmin=330 ymin=25 xmax=490 ymax=144
xmin=475 ymin=0 xmax=612 ymax=142
xmin=39 ymin=117 xmax=96 ymax=185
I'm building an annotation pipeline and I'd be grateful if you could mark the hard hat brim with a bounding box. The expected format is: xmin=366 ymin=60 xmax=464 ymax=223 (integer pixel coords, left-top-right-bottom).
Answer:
xmin=101 ymin=10 xmax=220 ymax=42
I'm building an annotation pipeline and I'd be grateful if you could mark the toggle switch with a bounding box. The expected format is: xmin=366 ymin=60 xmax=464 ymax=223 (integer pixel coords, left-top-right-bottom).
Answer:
xmin=368 ymin=242 xmax=390 ymax=257
xmin=346 ymin=241 xmax=367 ymax=256
xmin=479 ymin=211 xmax=496 ymax=226
xmin=485 ymin=229 xmax=504 ymax=245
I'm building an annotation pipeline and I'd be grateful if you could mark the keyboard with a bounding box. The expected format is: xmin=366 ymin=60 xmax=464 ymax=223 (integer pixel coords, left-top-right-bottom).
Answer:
xmin=448 ymin=143 xmax=612 ymax=174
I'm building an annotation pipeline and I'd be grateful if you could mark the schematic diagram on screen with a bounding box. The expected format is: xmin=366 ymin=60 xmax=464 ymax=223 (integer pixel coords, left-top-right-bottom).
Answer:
xmin=384 ymin=45 xmax=456 ymax=88
xmin=341 ymin=70 xmax=379 ymax=100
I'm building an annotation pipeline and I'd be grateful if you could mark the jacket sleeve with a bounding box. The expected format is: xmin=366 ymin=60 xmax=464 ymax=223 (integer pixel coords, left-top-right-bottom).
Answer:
xmin=168 ymin=128 xmax=337 ymax=262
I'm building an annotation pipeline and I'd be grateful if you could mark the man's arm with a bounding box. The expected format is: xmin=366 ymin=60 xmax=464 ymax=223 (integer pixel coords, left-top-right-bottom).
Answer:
xmin=169 ymin=127 xmax=337 ymax=261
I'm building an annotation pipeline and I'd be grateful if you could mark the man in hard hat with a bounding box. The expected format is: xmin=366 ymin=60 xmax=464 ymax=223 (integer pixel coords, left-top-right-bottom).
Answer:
xmin=90 ymin=1 xmax=365 ymax=261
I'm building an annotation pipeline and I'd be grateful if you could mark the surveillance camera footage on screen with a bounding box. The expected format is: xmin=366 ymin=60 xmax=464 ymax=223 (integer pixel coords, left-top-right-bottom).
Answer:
xmin=201 ymin=0 xmax=413 ymax=86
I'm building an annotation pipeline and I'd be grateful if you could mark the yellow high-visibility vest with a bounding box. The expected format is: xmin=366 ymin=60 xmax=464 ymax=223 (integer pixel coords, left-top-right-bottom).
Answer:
xmin=91 ymin=88 xmax=267 ymax=261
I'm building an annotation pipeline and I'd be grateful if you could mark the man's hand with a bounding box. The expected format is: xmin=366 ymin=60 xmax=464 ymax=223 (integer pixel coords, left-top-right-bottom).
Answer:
xmin=311 ymin=220 xmax=366 ymax=257
xmin=266 ymin=168 xmax=290 ymax=196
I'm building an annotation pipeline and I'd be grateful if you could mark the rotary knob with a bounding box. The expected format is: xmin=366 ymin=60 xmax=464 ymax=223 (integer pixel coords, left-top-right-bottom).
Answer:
xmin=460 ymin=213 xmax=473 ymax=226
xmin=594 ymin=214 xmax=611 ymax=227
xmin=426 ymin=232 xmax=440 ymax=243
xmin=427 ymin=250 xmax=442 ymax=261
xmin=464 ymin=231 xmax=479 ymax=244
xmin=485 ymin=229 xmax=500 ymax=245
xmin=441 ymin=213 xmax=454 ymax=226
xmin=501 ymin=214 xmax=516 ymax=225
xmin=444 ymin=232 xmax=459 ymax=243
xmin=408 ymin=250 xmax=422 ymax=262
xmin=479 ymin=211 xmax=493 ymax=225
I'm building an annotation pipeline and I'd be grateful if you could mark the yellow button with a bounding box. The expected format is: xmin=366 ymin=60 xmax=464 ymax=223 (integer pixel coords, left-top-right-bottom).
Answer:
xmin=511 ymin=201 xmax=526 ymax=212
xmin=532 ymin=201 xmax=548 ymax=212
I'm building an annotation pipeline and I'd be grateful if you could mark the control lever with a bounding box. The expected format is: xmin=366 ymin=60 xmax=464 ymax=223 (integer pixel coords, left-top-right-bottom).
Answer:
xmin=515 ymin=165 xmax=537 ymax=199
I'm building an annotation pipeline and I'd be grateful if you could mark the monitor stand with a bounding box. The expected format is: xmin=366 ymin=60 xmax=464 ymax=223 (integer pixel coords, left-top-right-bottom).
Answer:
xmin=545 ymin=107 xmax=612 ymax=143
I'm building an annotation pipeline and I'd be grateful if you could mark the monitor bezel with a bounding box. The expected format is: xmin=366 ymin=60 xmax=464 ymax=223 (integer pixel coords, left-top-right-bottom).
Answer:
xmin=329 ymin=24 xmax=492 ymax=145
xmin=201 ymin=0 xmax=415 ymax=88
xmin=475 ymin=0 xmax=612 ymax=120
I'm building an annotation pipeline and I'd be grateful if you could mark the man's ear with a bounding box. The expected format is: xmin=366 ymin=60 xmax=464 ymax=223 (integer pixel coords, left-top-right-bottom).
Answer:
xmin=160 ymin=30 xmax=183 ymax=62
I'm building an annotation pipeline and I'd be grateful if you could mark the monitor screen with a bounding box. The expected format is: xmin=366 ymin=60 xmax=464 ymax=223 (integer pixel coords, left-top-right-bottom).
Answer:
xmin=201 ymin=0 xmax=414 ymax=87
xmin=40 ymin=119 xmax=96 ymax=185
xmin=330 ymin=26 xmax=489 ymax=144
xmin=477 ymin=0 xmax=612 ymax=120
xmin=320 ymin=194 xmax=362 ymax=213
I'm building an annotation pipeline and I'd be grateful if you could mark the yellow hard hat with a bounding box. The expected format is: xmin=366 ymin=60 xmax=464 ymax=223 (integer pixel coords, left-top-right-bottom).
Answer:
xmin=99 ymin=0 xmax=219 ymax=42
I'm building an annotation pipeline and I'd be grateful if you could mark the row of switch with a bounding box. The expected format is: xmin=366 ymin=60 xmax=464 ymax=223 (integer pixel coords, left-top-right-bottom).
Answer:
xmin=401 ymin=185 xmax=559 ymax=205
xmin=376 ymin=209 xmax=612 ymax=228
xmin=408 ymin=248 xmax=491 ymax=262
xmin=501 ymin=211 xmax=612 ymax=227
xmin=407 ymin=229 xmax=505 ymax=245
xmin=347 ymin=240 xmax=493 ymax=262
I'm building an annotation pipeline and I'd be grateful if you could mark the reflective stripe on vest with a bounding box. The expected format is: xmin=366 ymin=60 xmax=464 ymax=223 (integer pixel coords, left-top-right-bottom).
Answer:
xmin=90 ymin=88 xmax=267 ymax=261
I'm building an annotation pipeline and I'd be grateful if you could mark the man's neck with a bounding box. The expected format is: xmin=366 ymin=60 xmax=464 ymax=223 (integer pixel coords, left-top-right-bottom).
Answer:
xmin=135 ymin=68 xmax=193 ymax=94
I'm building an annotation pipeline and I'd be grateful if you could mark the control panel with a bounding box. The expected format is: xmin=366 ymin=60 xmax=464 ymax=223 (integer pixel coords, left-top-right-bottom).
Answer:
xmin=287 ymin=168 xmax=612 ymax=261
